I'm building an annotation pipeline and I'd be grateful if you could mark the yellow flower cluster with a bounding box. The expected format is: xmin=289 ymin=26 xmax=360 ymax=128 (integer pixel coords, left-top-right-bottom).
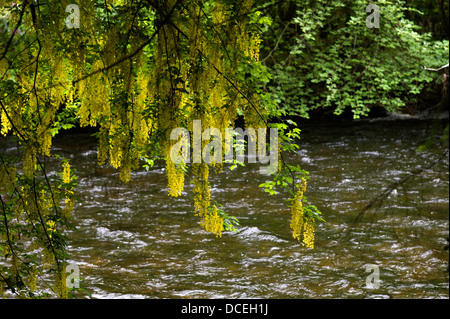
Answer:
xmin=236 ymin=2 xmax=262 ymax=62
xmin=62 ymin=162 xmax=74 ymax=218
xmin=200 ymin=205 xmax=224 ymax=238
xmin=39 ymin=188 xmax=53 ymax=216
xmin=290 ymin=178 xmax=306 ymax=240
xmin=62 ymin=162 xmax=71 ymax=184
xmin=25 ymin=267 xmax=39 ymax=294
xmin=166 ymin=159 xmax=185 ymax=197
xmin=192 ymin=164 xmax=224 ymax=237
xmin=23 ymin=146 xmax=37 ymax=179
xmin=290 ymin=178 xmax=315 ymax=248
xmin=193 ymin=163 xmax=211 ymax=218
xmin=109 ymin=121 xmax=125 ymax=169
xmin=78 ymin=61 xmax=111 ymax=128
xmin=0 ymin=164 xmax=16 ymax=194
xmin=302 ymin=217 xmax=315 ymax=249
xmin=0 ymin=107 xmax=12 ymax=136
xmin=46 ymin=220 xmax=57 ymax=239
xmin=39 ymin=128 xmax=52 ymax=157
xmin=56 ymin=264 xmax=68 ymax=299
xmin=0 ymin=281 xmax=5 ymax=298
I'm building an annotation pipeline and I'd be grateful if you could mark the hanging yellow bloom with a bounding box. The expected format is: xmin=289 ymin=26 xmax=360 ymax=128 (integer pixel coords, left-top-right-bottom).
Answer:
xmin=302 ymin=217 xmax=315 ymax=249
xmin=26 ymin=267 xmax=39 ymax=293
xmin=46 ymin=220 xmax=57 ymax=239
xmin=165 ymin=134 xmax=186 ymax=197
xmin=62 ymin=161 xmax=75 ymax=218
xmin=56 ymin=265 xmax=68 ymax=299
xmin=166 ymin=160 xmax=185 ymax=197
xmin=192 ymin=163 xmax=211 ymax=218
xmin=23 ymin=146 xmax=37 ymax=179
xmin=290 ymin=197 xmax=304 ymax=241
xmin=40 ymin=128 xmax=52 ymax=157
xmin=290 ymin=178 xmax=306 ymax=239
xmin=62 ymin=162 xmax=71 ymax=184
xmin=0 ymin=107 xmax=12 ymax=136
xmin=200 ymin=205 xmax=224 ymax=238
xmin=290 ymin=177 xmax=315 ymax=248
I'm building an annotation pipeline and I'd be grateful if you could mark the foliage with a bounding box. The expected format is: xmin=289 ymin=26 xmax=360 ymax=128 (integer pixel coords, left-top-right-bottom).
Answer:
xmin=0 ymin=0 xmax=323 ymax=297
xmin=404 ymin=0 xmax=449 ymax=39
xmin=0 ymin=154 xmax=77 ymax=298
xmin=258 ymin=0 xmax=449 ymax=118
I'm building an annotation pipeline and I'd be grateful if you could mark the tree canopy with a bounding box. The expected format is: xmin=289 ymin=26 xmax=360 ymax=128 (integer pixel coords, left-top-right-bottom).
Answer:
xmin=0 ymin=0 xmax=322 ymax=298
xmin=258 ymin=0 xmax=448 ymax=118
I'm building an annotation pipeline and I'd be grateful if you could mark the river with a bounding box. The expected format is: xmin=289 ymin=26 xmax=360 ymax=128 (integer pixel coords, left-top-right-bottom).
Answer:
xmin=9 ymin=117 xmax=450 ymax=298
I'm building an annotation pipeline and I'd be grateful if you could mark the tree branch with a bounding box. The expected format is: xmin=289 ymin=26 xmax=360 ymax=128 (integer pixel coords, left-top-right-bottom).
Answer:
xmin=0 ymin=0 xmax=29 ymax=62
xmin=354 ymin=147 xmax=449 ymax=224
xmin=73 ymin=0 xmax=181 ymax=85
xmin=424 ymin=63 xmax=449 ymax=72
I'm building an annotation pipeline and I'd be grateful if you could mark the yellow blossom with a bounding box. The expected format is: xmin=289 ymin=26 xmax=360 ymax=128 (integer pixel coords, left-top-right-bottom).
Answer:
xmin=62 ymin=162 xmax=71 ymax=184
xmin=62 ymin=162 xmax=75 ymax=218
xmin=200 ymin=205 xmax=224 ymax=238
xmin=290 ymin=177 xmax=315 ymax=248
xmin=46 ymin=220 xmax=56 ymax=239
xmin=302 ymin=217 xmax=315 ymax=249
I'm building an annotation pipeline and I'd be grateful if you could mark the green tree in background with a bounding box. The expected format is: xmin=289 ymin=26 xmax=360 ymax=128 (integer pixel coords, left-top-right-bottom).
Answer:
xmin=257 ymin=0 xmax=449 ymax=118
xmin=404 ymin=0 xmax=448 ymax=39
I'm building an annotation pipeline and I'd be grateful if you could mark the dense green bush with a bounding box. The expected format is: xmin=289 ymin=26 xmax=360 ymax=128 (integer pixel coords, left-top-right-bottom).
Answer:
xmin=257 ymin=0 xmax=449 ymax=118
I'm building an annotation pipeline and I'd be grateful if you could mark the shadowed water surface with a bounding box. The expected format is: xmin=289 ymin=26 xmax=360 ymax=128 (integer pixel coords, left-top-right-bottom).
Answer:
xmin=7 ymin=118 xmax=448 ymax=298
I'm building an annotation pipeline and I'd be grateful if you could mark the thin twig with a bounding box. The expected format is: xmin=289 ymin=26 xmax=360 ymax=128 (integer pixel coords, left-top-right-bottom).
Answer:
xmin=72 ymin=0 xmax=181 ymax=85
xmin=0 ymin=0 xmax=29 ymax=62
xmin=424 ymin=64 xmax=449 ymax=72
xmin=354 ymin=147 xmax=449 ymax=224
xmin=261 ymin=22 xmax=290 ymax=63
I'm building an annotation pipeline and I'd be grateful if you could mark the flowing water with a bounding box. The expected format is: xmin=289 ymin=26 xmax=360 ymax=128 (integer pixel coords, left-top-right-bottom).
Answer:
xmin=4 ymin=117 xmax=450 ymax=298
